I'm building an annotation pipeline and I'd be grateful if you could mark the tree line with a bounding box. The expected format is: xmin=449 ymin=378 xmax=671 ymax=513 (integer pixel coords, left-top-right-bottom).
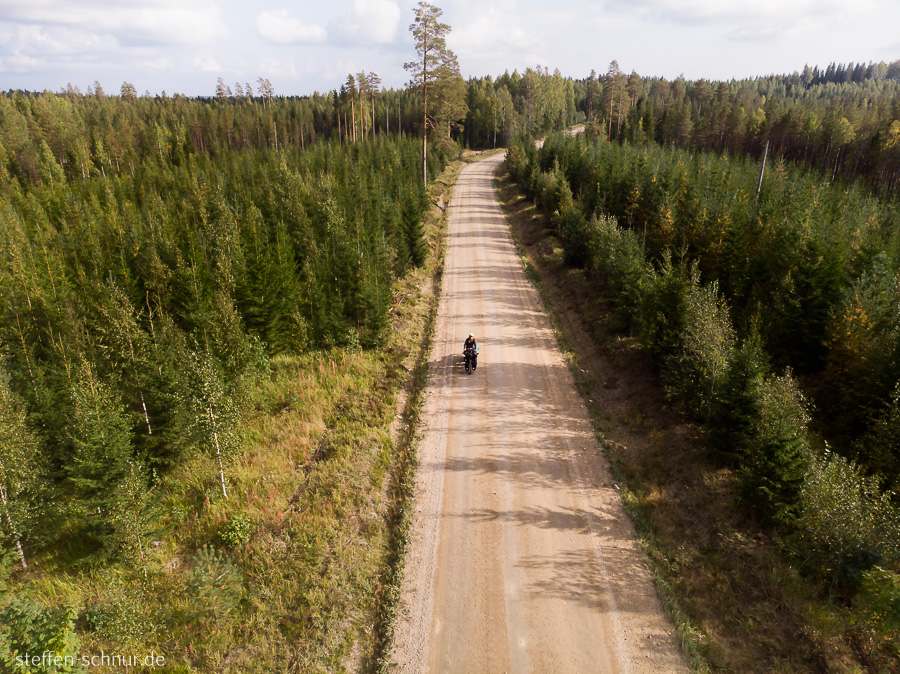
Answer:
xmin=577 ymin=59 xmax=900 ymax=194
xmin=8 ymin=56 xmax=899 ymax=195
xmin=0 ymin=85 xmax=433 ymax=184
xmin=1 ymin=62 xmax=587 ymax=192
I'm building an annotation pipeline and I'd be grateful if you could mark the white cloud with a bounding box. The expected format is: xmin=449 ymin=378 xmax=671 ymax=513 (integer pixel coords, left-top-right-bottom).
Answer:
xmin=256 ymin=9 xmax=326 ymax=44
xmin=450 ymin=8 xmax=546 ymax=77
xmin=452 ymin=9 xmax=542 ymax=54
xmin=329 ymin=0 xmax=401 ymax=45
xmin=194 ymin=56 xmax=222 ymax=72
xmin=0 ymin=0 xmax=229 ymax=45
xmin=0 ymin=23 xmax=119 ymax=72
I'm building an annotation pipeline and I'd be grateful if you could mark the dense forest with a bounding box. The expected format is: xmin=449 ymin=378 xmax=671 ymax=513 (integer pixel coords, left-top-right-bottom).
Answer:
xmin=0 ymin=85 xmax=453 ymax=668
xmin=7 ymin=56 xmax=899 ymax=191
xmin=1 ymin=66 xmax=583 ymax=181
xmin=575 ymin=60 xmax=900 ymax=194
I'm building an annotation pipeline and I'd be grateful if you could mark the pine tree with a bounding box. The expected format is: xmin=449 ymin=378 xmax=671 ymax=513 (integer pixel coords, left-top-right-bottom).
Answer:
xmin=405 ymin=1 xmax=458 ymax=186
xmin=357 ymin=72 xmax=371 ymax=139
xmin=344 ymin=75 xmax=358 ymax=142
xmin=368 ymin=72 xmax=382 ymax=138
xmin=586 ymin=70 xmax=598 ymax=135
xmin=604 ymin=60 xmax=623 ymax=140
xmin=431 ymin=50 xmax=467 ymax=142
xmin=120 ymin=82 xmax=137 ymax=101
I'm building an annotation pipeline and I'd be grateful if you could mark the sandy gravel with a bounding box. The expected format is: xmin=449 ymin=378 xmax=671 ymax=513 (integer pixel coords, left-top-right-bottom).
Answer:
xmin=389 ymin=155 xmax=688 ymax=673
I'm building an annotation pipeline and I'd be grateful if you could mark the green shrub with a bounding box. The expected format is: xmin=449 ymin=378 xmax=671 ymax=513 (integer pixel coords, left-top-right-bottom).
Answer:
xmin=219 ymin=512 xmax=253 ymax=548
xmin=797 ymin=450 xmax=899 ymax=597
xmin=858 ymin=567 xmax=900 ymax=630
xmin=83 ymin=578 xmax=159 ymax=647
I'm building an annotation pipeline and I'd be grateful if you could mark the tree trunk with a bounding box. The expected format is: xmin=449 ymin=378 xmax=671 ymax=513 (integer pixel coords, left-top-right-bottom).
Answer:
xmin=423 ymin=85 xmax=428 ymax=187
xmin=756 ymin=139 xmax=769 ymax=200
xmin=617 ymin=89 xmax=625 ymax=139
xmin=209 ymin=405 xmax=228 ymax=499
xmin=0 ymin=481 xmax=27 ymax=570
xmin=608 ymin=84 xmax=615 ymax=140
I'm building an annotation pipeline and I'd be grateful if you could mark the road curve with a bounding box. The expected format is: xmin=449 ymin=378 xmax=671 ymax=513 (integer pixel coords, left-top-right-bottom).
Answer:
xmin=389 ymin=154 xmax=687 ymax=673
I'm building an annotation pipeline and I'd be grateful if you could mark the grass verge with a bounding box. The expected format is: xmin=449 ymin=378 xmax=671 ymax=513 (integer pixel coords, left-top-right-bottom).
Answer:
xmin=370 ymin=158 xmax=465 ymax=672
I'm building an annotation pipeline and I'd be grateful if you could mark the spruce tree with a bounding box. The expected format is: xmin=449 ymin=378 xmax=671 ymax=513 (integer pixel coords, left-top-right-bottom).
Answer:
xmin=108 ymin=460 xmax=155 ymax=571
xmin=66 ymin=363 xmax=136 ymax=559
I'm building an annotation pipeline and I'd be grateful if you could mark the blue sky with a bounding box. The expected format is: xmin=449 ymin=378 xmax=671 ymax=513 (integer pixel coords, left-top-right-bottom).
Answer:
xmin=1 ymin=0 xmax=898 ymax=97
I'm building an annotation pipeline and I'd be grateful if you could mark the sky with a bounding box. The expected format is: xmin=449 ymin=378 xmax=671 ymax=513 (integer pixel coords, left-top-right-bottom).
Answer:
xmin=1 ymin=0 xmax=898 ymax=98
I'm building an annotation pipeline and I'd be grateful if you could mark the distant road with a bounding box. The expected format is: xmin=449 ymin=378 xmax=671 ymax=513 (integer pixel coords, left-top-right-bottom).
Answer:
xmin=389 ymin=154 xmax=687 ymax=673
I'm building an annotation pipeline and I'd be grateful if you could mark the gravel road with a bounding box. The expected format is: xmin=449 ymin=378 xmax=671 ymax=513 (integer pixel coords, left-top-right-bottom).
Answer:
xmin=389 ymin=154 xmax=688 ymax=673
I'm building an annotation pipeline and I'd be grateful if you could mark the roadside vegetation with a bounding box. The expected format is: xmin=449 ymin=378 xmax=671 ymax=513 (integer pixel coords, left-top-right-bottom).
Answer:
xmin=502 ymin=129 xmax=900 ymax=669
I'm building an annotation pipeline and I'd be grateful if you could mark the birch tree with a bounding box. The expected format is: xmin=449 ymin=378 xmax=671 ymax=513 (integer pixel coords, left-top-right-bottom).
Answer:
xmin=0 ymin=382 xmax=43 ymax=570
xmin=181 ymin=350 xmax=241 ymax=499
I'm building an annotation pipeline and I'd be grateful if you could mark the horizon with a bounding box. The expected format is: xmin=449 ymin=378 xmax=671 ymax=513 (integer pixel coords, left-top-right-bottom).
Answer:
xmin=7 ymin=59 xmax=899 ymax=101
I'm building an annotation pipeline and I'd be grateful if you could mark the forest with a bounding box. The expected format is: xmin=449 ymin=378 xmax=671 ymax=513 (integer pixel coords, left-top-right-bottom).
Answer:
xmin=570 ymin=59 xmax=900 ymax=194
xmin=0 ymin=51 xmax=899 ymax=669
xmin=0 ymin=85 xmax=453 ymax=669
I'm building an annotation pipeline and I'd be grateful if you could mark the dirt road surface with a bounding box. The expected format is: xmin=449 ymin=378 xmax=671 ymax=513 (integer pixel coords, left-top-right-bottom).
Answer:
xmin=389 ymin=155 xmax=687 ymax=673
